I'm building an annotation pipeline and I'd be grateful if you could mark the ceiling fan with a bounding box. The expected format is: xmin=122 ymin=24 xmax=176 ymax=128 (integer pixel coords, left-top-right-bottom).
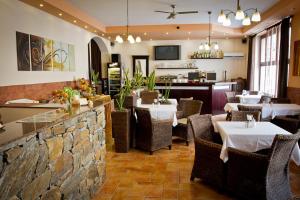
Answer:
xmin=155 ymin=4 xmax=198 ymax=19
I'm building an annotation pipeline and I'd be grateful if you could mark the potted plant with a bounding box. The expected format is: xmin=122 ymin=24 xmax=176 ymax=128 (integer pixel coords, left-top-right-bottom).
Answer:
xmin=140 ymin=70 xmax=159 ymax=104
xmin=131 ymin=64 xmax=145 ymax=98
xmin=121 ymin=69 xmax=137 ymax=109
xmin=160 ymin=82 xmax=172 ymax=104
xmin=111 ymin=88 xmax=131 ymax=153
xmin=91 ymin=70 xmax=100 ymax=95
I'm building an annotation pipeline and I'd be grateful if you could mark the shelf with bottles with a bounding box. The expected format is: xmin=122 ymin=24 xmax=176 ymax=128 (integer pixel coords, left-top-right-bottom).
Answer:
xmin=190 ymin=50 xmax=224 ymax=59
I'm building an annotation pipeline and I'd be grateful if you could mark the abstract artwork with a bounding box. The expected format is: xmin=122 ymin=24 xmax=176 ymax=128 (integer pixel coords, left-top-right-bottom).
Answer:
xmin=16 ymin=32 xmax=30 ymax=71
xmin=16 ymin=31 xmax=75 ymax=72
xmin=30 ymin=35 xmax=43 ymax=71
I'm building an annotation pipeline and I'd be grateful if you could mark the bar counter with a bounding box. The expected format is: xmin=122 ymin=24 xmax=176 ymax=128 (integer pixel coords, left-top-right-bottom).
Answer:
xmin=0 ymin=99 xmax=110 ymax=199
xmin=156 ymin=81 xmax=236 ymax=114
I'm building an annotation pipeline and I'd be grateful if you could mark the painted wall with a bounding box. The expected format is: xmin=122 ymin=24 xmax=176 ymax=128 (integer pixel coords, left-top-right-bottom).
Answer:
xmin=111 ymin=39 xmax=248 ymax=81
xmin=0 ymin=0 xmax=111 ymax=87
xmin=289 ymin=11 xmax=300 ymax=88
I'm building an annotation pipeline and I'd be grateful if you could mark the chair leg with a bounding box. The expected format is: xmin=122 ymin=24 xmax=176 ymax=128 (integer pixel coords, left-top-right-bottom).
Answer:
xmin=190 ymin=174 xmax=195 ymax=181
xmin=186 ymin=141 xmax=189 ymax=146
xmin=168 ymin=145 xmax=172 ymax=150
xmin=150 ymin=151 xmax=153 ymax=155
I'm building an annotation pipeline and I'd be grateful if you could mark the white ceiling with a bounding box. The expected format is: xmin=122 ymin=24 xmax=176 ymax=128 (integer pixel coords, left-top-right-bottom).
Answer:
xmin=68 ymin=0 xmax=279 ymax=27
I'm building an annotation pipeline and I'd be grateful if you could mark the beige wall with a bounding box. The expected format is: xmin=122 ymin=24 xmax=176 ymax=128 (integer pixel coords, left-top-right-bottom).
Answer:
xmin=111 ymin=39 xmax=248 ymax=81
xmin=289 ymin=11 xmax=300 ymax=88
xmin=0 ymin=0 xmax=111 ymax=87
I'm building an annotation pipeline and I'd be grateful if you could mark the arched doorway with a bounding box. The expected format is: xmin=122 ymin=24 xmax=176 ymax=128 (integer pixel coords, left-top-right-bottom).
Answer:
xmin=88 ymin=37 xmax=110 ymax=94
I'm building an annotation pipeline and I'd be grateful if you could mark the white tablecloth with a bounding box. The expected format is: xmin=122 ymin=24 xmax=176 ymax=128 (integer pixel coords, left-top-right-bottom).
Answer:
xmin=136 ymin=98 xmax=178 ymax=106
xmin=136 ymin=104 xmax=178 ymax=126
xmin=216 ymin=121 xmax=300 ymax=165
xmin=236 ymin=95 xmax=261 ymax=104
xmin=224 ymin=103 xmax=300 ymax=119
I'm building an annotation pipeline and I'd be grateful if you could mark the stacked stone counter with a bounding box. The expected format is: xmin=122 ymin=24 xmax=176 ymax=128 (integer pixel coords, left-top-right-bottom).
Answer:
xmin=0 ymin=105 xmax=106 ymax=200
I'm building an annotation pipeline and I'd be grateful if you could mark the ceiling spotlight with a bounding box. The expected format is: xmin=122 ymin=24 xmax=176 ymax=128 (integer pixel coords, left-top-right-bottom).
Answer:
xmin=166 ymin=32 xmax=169 ymax=35
xmin=59 ymin=13 xmax=62 ymax=16
xmin=143 ymin=32 xmax=147 ymax=35
xmin=39 ymin=4 xmax=44 ymax=7
xmin=102 ymin=34 xmax=105 ymax=36
xmin=84 ymin=25 xmax=88 ymax=29
xmin=73 ymin=20 xmax=77 ymax=23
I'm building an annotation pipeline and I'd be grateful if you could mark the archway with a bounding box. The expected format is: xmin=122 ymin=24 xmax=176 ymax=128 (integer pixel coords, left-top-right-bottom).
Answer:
xmin=88 ymin=36 xmax=110 ymax=94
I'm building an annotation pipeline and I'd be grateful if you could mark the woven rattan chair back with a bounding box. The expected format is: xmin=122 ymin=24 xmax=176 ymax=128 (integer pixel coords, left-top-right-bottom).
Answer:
xmin=231 ymin=111 xmax=261 ymax=121
xmin=260 ymin=95 xmax=272 ymax=103
xmin=188 ymin=114 xmax=213 ymax=141
xmin=237 ymin=105 xmax=262 ymax=112
xmin=177 ymin=97 xmax=193 ymax=110
xmin=266 ymin=133 xmax=300 ymax=200
xmin=270 ymin=98 xmax=291 ymax=104
xmin=181 ymin=100 xmax=203 ymax=118
xmin=249 ymin=91 xmax=259 ymax=95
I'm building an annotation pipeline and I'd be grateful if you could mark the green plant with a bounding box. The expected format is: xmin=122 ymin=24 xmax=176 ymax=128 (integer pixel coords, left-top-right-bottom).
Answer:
xmin=91 ymin=70 xmax=99 ymax=85
xmin=123 ymin=69 xmax=132 ymax=96
xmin=63 ymin=87 xmax=79 ymax=104
xmin=163 ymin=82 xmax=171 ymax=100
xmin=147 ymin=70 xmax=156 ymax=91
xmin=116 ymin=88 xmax=126 ymax=111
xmin=132 ymin=65 xmax=144 ymax=89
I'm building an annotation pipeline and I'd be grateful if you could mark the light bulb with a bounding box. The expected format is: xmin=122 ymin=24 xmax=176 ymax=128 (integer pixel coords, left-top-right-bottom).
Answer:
xmin=242 ymin=15 xmax=251 ymax=26
xmin=235 ymin=8 xmax=245 ymax=20
xmin=127 ymin=35 xmax=134 ymax=42
xmin=198 ymin=44 xmax=204 ymax=50
xmin=115 ymin=35 xmax=122 ymax=43
xmin=214 ymin=43 xmax=219 ymax=50
xmin=251 ymin=9 xmax=261 ymax=22
xmin=118 ymin=37 xmax=124 ymax=43
xmin=204 ymin=43 xmax=210 ymax=50
xmin=223 ymin=16 xmax=231 ymax=26
xmin=218 ymin=10 xmax=226 ymax=23
xmin=136 ymin=36 xmax=142 ymax=43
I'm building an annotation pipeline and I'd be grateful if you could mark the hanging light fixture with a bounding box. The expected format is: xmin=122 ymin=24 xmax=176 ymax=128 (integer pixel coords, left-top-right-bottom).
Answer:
xmin=198 ymin=11 xmax=220 ymax=51
xmin=115 ymin=0 xmax=141 ymax=44
xmin=217 ymin=0 xmax=261 ymax=27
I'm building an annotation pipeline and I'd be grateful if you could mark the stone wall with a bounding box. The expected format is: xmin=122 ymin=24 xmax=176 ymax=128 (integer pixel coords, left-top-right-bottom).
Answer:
xmin=0 ymin=106 xmax=106 ymax=200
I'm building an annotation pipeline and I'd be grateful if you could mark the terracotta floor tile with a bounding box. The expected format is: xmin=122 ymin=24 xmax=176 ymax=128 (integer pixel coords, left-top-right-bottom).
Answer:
xmin=92 ymin=142 xmax=300 ymax=200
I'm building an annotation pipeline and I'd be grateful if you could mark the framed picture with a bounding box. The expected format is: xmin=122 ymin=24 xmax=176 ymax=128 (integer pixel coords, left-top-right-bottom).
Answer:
xmin=132 ymin=55 xmax=149 ymax=77
xmin=294 ymin=40 xmax=300 ymax=76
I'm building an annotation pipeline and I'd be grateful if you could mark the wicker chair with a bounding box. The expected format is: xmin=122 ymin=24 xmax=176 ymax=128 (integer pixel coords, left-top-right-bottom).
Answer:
xmin=227 ymin=133 xmax=300 ymax=200
xmin=231 ymin=111 xmax=261 ymax=121
xmin=270 ymin=98 xmax=291 ymax=104
xmin=259 ymin=95 xmax=272 ymax=103
xmin=225 ymin=91 xmax=240 ymax=103
xmin=135 ymin=108 xmax=172 ymax=155
xmin=172 ymin=100 xmax=203 ymax=146
xmin=189 ymin=114 xmax=226 ymax=190
xmin=249 ymin=91 xmax=259 ymax=95
xmin=237 ymin=105 xmax=263 ymax=112
xmin=176 ymin=97 xmax=193 ymax=119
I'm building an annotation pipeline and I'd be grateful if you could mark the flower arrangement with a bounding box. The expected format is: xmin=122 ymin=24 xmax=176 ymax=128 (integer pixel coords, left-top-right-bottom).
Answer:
xmin=76 ymin=78 xmax=93 ymax=98
xmin=52 ymin=87 xmax=79 ymax=105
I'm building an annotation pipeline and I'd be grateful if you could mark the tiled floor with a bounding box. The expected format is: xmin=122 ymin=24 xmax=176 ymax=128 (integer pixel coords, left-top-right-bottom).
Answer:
xmin=93 ymin=139 xmax=300 ymax=200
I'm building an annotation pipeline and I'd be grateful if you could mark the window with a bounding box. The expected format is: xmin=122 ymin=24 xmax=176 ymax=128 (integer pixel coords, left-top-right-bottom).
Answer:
xmin=257 ymin=25 xmax=280 ymax=97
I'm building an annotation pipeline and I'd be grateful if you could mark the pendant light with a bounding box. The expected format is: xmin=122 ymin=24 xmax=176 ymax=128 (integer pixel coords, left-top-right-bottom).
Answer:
xmin=198 ymin=11 xmax=219 ymax=51
xmin=218 ymin=0 xmax=261 ymax=27
xmin=115 ymin=0 xmax=141 ymax=44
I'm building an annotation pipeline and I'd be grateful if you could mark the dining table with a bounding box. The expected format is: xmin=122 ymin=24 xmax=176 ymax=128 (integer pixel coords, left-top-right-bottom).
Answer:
xmin=224 ymin=103 xmax=300 ymax=119
xmin=136 ymin=99 xmax=178 ymax=126
xmin=216 ymin=121 xmax=300 ymax=165
xmin=236 ymin=94 xmax=262 ymax=104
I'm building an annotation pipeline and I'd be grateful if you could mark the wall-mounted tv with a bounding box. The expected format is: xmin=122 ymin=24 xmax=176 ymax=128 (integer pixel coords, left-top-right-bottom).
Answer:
xmin=154 ymin=45 xmax=181 ymax=60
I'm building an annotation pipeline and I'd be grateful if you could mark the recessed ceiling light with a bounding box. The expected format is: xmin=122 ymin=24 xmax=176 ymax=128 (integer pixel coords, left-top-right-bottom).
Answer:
xmin=166 ymin=32 xmax=169 ymax=35
xmin=84 ymin=25 xmax=88 ymax=29
xmin=102 ymin=33 xmax=105 ymax=36
xmin=108 ymin=36 xmax=111 ymax=39
xmin=144 ymin=32 xmax=147 ymax=35
xmin=94 ymin=30 xmax=97 ymax=33
xmin=59 ymin=13 xmax=62 ymax=16
xmin=39 ymin=4 xmax=44 ymax=7
xmin=73 ymin=20 xmax=77 ymax=23
xmin=188 ymin=32 xmax=191 ymax=35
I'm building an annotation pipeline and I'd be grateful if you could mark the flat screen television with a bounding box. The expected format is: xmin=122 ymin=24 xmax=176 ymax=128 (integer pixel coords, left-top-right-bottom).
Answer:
xmin=154 ymin=45 xmax=180 ymax=60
